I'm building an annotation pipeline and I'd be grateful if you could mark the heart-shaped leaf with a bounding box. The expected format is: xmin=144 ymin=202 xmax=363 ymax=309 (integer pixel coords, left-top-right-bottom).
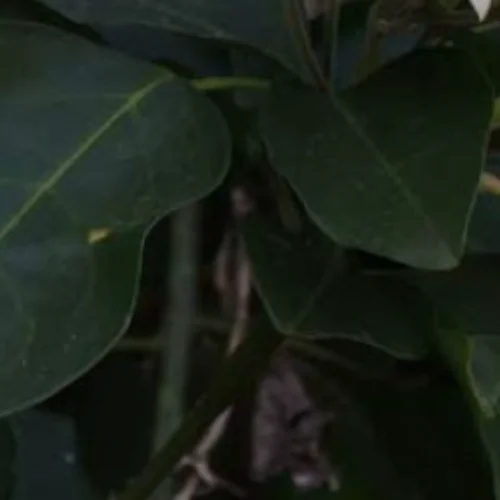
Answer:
xmin=0 ymin=22 xmax=230 ymax=415
xmin=242 ymin=212 xmax=431 ymax=359
xmin=40 ymin=0 xmax=314 ymax=82
xmin=259 ymin=50 xmax=493 ymax=269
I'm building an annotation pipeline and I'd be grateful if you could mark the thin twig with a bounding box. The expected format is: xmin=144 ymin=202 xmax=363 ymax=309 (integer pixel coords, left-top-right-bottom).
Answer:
xmin=152 ymin=204 xmax=199 ymax=499
xmin=173 ymin=188 xmax=254 ymax=500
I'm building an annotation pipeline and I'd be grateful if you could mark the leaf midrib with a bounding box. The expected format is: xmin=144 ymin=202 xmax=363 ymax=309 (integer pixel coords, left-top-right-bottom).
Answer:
xmin=0 ymin=72 xmax=171 ymax=244
xmin=332 ymin=93 xmax=456 ymax=259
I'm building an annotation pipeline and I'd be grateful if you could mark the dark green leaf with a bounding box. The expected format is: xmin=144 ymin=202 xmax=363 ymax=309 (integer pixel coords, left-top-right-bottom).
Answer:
xmin=98 ymin=25 xmax=231 ymax=76
xmin=0 ymin=22 xmax=230 ymax=415
xmin=457 ymin=31 xmax=500 ymax=95
xmin=242 ymin=212 xmax=431 ymax=359
xmin=12 ymin=410 xmax=96 ymax=500
xmin=259 ymin=50 xmax=493 ymax=269
xmin=40 ymin=0 xmax=313 ymax=81
xmin=0 ymin=0 xmax=100 ymax=42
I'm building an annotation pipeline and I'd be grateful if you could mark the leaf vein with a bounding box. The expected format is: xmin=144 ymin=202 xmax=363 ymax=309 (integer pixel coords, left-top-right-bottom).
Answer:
xmin=0 ymin=73 xmax=170 ymax=244
xmin=334 ymin=96 xmax=454 ymax=255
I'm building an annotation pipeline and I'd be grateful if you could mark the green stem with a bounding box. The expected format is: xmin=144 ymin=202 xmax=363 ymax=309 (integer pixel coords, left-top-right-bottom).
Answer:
xmin=191 ymin=76 xmax=271 ymax=92
xmin=152 ymin=204 xmax=199 ymax=498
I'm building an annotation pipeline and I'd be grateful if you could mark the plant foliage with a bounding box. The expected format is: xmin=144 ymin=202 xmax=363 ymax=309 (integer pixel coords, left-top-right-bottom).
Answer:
xmin=0 ymin=0 xmax=500 ymax=499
